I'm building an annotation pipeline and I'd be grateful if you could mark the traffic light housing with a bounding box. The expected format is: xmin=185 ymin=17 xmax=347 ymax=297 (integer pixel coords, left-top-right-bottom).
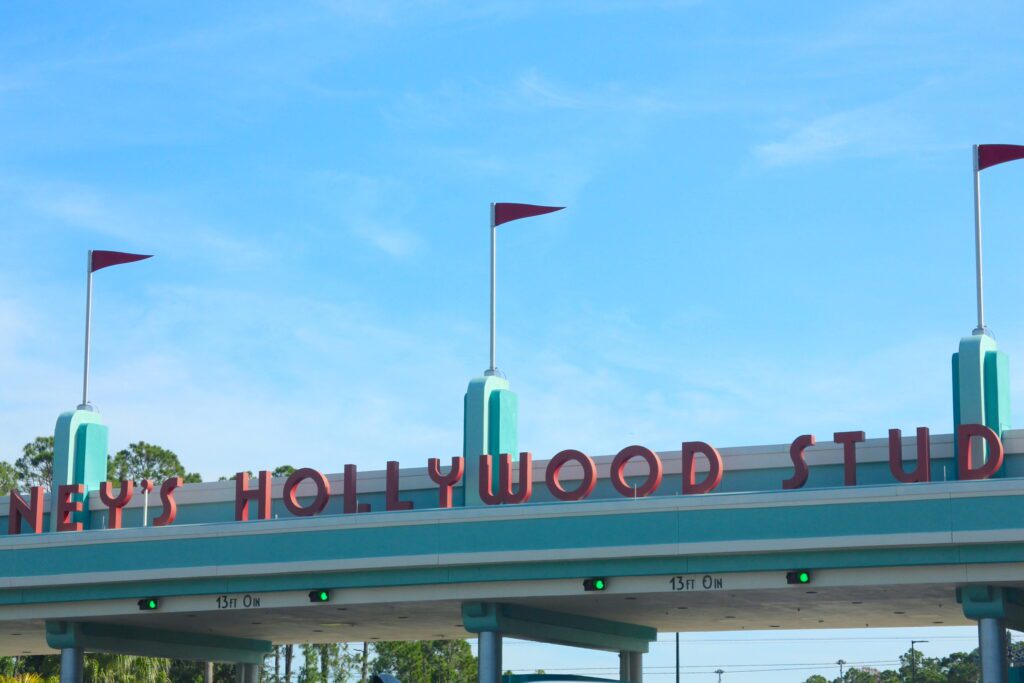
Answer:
xmin=583 ymin=578 xmax=608 ymax=592
xmin=309 ymin=589 xmax=331 ymax=603
xmin=786 ymin=570 xmax=812 ymax=585
xmin=138 ymin=597 xmax=159 ymax=611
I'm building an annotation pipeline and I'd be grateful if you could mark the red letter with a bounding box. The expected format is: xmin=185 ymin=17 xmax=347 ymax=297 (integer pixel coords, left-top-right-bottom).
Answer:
xmin=682 ymin=441 xmax=723 ymax=494
xmin=235 ymin=471 xmax=272 ymax=522
xmin=833 ymin=431 xmax=865 ymax=486
xmin=958 ymin=423 xmax=1004 ymax=480
xmin=282 ymin=468 xmax=330 ymax=517
xmin=385 ymin=461 xmax=414 ymax=511
xmin=545 ymin=449 xmax=597 ymax=501
xmin=889 ymin=428 xmax=931 ymax=483
xmin=610 ymin=445 xmax=662 ymax=498
xmin=56 ymin=484 xmax=84 ymax=532
xmin=427 ymin=457 xmax=464 ymax=508
xmin=8 ymin=487 xmax=44 ymax=535
xmin=99 ymin=480 xmax=134 ymax=529
xmin=782 ymin=435 xmax=814 ymax=490
xmin=343 ymin=464 xmax=371 ymax=514
xmin=479 ymin=453 xmax=533 ymax=505
xmin=154 ymin=477 xmax=182 ymax=526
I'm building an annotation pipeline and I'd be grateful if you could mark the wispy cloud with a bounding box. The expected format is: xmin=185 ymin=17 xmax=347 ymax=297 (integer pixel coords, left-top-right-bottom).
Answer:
xmin=1 ymin=176 xmax=274 ymax=266
xmin=306 ymin=171 xmax=422 ymax=259
xmin=753 ymin=98 xmax=929 ymax=167
xmin=351 ymin=220 xmax=421 ymax=258
xmin=512 ymin=70 xmax=687 ymax=115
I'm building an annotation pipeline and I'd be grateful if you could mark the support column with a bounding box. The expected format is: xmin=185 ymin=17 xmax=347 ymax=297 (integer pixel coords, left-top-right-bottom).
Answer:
xmin=958 ymin=586 xmax=1021 ymax=683
xmin=463 ymin=376 xmax=518 ymax=506
xmin=203 ymin=661 xmax=214 ymax=683
xmin=979 ymin=618 xmax=1008 ymax=683
xmin=628 ymin=651 xmax=643 ymax=682
xmin=478 ymin=631 xmax=502 ymax=683
xmin=619 ymin=652 xmax=629 ymax=681
xmin=235 ymin=662 xmax=259 ymax=683
xmin=59 ymin=647 xmax=84 ymax=683
xmin=952 ymin=335 xmax=1011 ymax=478
xmin=51 ymin=409 xmax=108 ymax=531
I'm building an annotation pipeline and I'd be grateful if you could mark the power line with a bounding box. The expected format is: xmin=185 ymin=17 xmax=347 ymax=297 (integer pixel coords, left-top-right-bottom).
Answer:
xmin=502 ymin=634 xmax=979 ymax=647
xmin=508 ymin=659 xmax=902 ymax=673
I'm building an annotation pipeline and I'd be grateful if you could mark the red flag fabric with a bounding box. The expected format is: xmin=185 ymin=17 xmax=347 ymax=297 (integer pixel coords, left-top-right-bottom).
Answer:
xmin=493 ymin=203 xmax=564 ymax=227
xmin=978 ymin=144 xmax=1024 ymax=171
xmin=90 ymin=250 xmax=152 ymax=273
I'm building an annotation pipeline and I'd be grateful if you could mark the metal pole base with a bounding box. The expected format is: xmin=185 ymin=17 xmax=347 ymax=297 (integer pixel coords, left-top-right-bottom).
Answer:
xmin=979 ymin=617 xmax=1008 ymax=683
xmin=478 ymin=631 xmax=502 ymax=683
xmin=59 ymin=647 xmax=84 ymax=683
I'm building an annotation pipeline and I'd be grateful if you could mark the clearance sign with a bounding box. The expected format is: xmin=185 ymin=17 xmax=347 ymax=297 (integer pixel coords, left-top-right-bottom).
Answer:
xmin=4 ymin=423 xmax=1005 ymax=535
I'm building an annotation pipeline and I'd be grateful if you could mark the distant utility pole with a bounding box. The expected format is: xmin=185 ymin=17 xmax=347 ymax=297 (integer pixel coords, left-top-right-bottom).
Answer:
xmin=715 ymin=668 xmax=724 ymax=683
xmin=361 ymin=642 xmax=369 ymax=682
xmin=910 ymin=640 xmax=929 ymax=683
xmin=675 ymin=632 xmax=680 ymax=683
xmin=837 ymin=659 xmax=846 ymax=679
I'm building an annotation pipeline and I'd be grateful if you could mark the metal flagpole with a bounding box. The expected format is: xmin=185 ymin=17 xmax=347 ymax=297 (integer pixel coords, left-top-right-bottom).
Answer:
xmin=486 ymin=202 xmax=499 ymax=376
xmin=80 ymin=251 xmax=94 ymax=410
xmin=973 ymin=144 xmax=988 ymax=336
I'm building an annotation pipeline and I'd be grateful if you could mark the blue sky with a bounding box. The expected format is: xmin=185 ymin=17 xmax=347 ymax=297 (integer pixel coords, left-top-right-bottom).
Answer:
xmin=2 ymin=1 xmax=1024 ymax=679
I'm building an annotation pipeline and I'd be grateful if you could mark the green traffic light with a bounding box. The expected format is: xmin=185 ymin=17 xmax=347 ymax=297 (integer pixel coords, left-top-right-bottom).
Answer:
xmin=594 ymin=579 xmax=605 ymax=590
xmin=799 ymin=572 xmax=810 ymax=584
xmin=138 ymin=597 xmax=159 ymax=611
xmin=319 ymin=592 xmax=328 ymax=601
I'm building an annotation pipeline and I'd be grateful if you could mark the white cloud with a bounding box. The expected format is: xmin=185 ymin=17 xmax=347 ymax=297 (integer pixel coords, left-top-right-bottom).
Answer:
xmin=753 ymin=100 xmax=926 ymax=167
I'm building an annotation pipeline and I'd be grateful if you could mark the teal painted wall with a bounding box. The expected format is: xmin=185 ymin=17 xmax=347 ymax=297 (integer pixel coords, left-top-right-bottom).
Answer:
xmin=4 ymin=484 xmax=1024 ymax=606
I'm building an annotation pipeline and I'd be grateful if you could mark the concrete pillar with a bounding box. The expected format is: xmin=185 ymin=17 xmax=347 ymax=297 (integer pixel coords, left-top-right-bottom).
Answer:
xmin=235 ymin=662 xmax=258 ymax=683
xmin=203 ymin=661 xmax=214 ymax=683
xmin=618 ymin=651 xmax=642 ymax=682
xmin=59 ymin=647 xmax=84 ymax=683
xmin=628 ymin=651 xmax=643 ymax=682
xmin=478 ymin=631 xmax=502 ymax=683
xmin=979 ymin=617 xmax=1008 ymax=683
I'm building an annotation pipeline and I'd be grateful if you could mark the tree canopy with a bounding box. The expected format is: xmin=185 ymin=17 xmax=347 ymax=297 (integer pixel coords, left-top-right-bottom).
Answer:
xmin=108 ymin=441 xmax=201 ymax=484
xmin=371 ymin=640 xmax=477 ymax=683
xmin=14 ymin=436 xmax=53 ymax=489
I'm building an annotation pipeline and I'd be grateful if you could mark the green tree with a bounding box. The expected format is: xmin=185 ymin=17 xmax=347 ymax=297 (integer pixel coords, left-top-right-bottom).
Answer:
xmin=166 ymin=660 xmax=234 ymax=683
xmin=108 ymin=442 xmax=201 ymax=484
xmin=298 ymin=645 xmax=321 ymax=683
xmin=843 ymin=669 xmax=885 ymax=683
xmin=371 ymin=640 xmax=476 ymax=683
xmin=14 ymin=437 xmax=53 ymax=490
xmin=0 ymin=461 xmax=18 ymax=493
xmin=941 ymin=649 xmax=980 ymax=682
xmin=82 ymin=653 xmax=171 ymax=683
xmin=802 ymin=676 xmax=828 ymax=683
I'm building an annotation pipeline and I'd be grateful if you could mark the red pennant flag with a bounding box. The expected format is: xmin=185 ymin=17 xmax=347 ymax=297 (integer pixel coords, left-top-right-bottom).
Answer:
xmin=978 ymin=144 xmax=1024 ymax=171
xmin=493 ymin=203 xmax=564 ymax=227
xmin=90 ymin=250 xmax=152 ymax=273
